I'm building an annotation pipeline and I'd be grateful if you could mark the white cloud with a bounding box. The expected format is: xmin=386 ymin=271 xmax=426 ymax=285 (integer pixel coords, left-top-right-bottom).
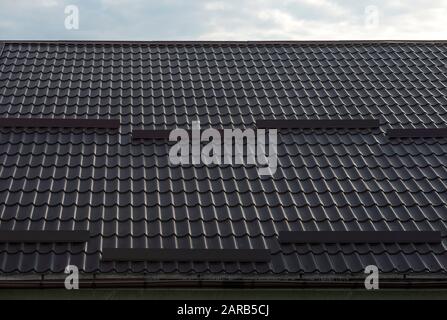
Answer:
xmin=199 ymin=0 xmax=447 ymax=40
xmin=1 ymin=0 xmax=447 ymax=40
xmin=99 ymin=0 xmax=133 ymax=6
xmin=1 ymin=0 xmax=62 ymax=8
xmin=204 ymin=1 xmax=228 ymax=11
xmin=41 ymin=0 xmax=59 ymax=7
xmin=292 ymin=0 xmax=348 ymax=16
xmin=257 ymin=9 xmax=304 ymax=29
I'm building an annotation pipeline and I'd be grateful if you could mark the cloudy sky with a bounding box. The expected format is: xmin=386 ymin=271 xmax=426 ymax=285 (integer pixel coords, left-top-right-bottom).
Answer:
xmin=1 ymin=0 xmax=447 ymax=40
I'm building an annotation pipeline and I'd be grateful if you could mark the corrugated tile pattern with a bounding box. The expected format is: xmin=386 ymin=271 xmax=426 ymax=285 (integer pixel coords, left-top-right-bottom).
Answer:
xmin=0 ymin=42 xmax=446 ymax=275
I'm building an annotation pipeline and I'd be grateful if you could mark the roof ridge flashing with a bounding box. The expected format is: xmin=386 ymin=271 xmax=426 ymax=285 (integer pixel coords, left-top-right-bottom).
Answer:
xmin=257 ymin=119 xmax=380 ymax=129
xmin=101 ymin=248 xmax=271 ymax=262
xmin=279 ymin=231 xmax=442 ymax=244
xmin=0 ymin=231 xmax=90 ymax=243
xmin=387 ymin=128 xmax=447 ymax=138
xmin=3 ymin=40 xmax=447 ymax=46
xmin=0 ymin=117 xmax=120 ymax=129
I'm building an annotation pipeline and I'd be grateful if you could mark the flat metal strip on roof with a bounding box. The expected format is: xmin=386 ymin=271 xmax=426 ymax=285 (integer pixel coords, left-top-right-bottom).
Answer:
xmin=101 ymin=249 xmax=271 ymax=262
xmin=0 ymin=231 xmax=90 ymax=243
xmin=278 ymin=231 xmax=442 ymax=244
xmin=387 ymin=128 xmax=447 ymax=138
xmin=257 ymin=119 xmax=381 ymax=129
xmin=256 ymin=119 xmax=380 ymax=129
xmin=0 ymin=118 xmax=120 ymax=129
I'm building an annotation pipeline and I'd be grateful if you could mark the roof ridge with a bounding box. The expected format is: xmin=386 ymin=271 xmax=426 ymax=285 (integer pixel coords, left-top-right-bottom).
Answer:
xmin=2 ymin=40 xmax=447 ymax=46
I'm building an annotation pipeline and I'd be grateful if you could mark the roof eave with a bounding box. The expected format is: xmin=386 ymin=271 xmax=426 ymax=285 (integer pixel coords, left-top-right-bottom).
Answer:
xmin=1 ymin=273 xmax=447 ymax=289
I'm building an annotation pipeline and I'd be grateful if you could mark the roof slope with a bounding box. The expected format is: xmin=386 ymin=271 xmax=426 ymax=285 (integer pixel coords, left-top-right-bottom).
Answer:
xmin=0 ymin=41 xmax=446 ymax=276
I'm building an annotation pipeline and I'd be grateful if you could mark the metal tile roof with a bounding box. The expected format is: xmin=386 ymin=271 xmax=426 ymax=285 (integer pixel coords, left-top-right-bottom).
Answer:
xmin=0 ymin=41 xmax=446 ymax=276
